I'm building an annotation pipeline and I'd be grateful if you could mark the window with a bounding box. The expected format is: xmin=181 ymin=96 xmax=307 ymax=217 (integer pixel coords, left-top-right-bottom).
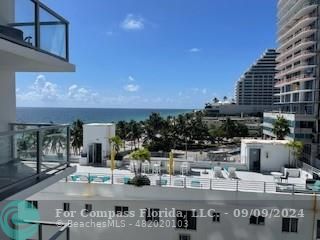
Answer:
xmin=179 ymin=234 xmax=191 ymax=240
xmin=85 ymin=204 xmax=92 ymax=213
xmin=282 ymin=218 xmax=298 ymax=233
xmin=63 ymin=203 xmax=70 ymax=212
xmin=145 ymin=208 xmax=160 ymax=222
xmin=115 ymin=206 xmax=129 ymax=216
xmin=176 ymin=210 xmax=197 ymax=230
xmin=212 ymin=212 xmax=220 ymax=222
xmin=317 ymin=220 xmax=320 ymax=238
xmin=26 ymin=201 xmax=38 ymax=209
xmin=249 ymin=215 xmax=265 ymax=225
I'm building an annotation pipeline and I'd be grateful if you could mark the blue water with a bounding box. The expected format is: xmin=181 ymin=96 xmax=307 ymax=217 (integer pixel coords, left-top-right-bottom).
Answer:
xmin=16 ymin=107 xmax=192 ymax=124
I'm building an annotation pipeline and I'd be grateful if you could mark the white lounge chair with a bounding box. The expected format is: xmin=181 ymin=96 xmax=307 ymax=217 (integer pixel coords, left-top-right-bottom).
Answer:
xmin=214 ymin=167 xmax=224 ymax=178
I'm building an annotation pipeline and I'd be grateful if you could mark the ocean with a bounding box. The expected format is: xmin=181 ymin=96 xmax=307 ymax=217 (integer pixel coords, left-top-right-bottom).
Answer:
xmin=16 ymin=107 xmax=193 ymax=124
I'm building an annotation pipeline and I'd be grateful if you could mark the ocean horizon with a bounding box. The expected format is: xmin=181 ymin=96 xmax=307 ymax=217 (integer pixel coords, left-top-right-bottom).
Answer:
xmin=16 ymin=107 xmax=194 ymax=124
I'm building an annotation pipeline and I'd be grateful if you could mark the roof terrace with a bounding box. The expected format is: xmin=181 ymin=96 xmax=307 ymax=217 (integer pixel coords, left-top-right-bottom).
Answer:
xmin=66 ymin=164 xmax=317 ymax=195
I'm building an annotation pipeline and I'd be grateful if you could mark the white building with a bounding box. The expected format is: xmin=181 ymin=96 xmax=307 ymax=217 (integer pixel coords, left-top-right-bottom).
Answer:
xmin=263 ymin=0 xmax=320 ymax=166
xmin=241 ymin=139 xmax=291 ymax=172
xmin=235 ymin=49 xmax=279 ymax=107
xmin=83 ymin=123 xmax=116 ymax=164
xmin=0 ymin=0 xmax=76 ymax=238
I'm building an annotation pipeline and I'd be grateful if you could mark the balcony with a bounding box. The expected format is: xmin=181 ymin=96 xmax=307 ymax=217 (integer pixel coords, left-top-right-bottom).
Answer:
xmin=278 ymin=15 xmax=317 ymax=43
xmin=276 ymin=50 xmax=316 ymax=70
xmin=276 ymin=38 xmax=316 ymax=61
xmin=278 ymin=26 xmax=316 ymax=52
xmin=0 ymin=0 xmax=74 ymax=72
xmin=0 ymin=123 xmax=76 ymax=200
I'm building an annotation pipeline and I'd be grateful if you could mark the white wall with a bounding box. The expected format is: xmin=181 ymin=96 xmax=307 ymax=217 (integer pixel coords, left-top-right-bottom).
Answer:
xmin=241 ymin=140 xmax=290 ymax=172
xmin=83 ymin=124 xmax=116 ymax=157
xmin=0 ymin=70 xmax=15 ymax=132
xmin=27 ymin=182 xmax=320 ymax=240
xmin=0 ymin=0 xmax=14 ymax=24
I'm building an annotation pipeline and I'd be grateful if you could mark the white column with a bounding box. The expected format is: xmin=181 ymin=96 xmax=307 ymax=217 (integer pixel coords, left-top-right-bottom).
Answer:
xmin=0 ymin=70 xmax=16 ymax=131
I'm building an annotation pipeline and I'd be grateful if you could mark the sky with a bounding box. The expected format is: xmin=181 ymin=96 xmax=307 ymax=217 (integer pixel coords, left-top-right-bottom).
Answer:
xmin=16 ymin=0 xmax=277 ymax=109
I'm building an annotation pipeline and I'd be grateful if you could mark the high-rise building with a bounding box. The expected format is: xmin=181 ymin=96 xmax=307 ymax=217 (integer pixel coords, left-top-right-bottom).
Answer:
xmin=263 ymin=0 xmax=320 ymax=166
xmin=0 ymin=0 xmax=75 ymax=238
xmin=235 ymin=49 xmax=279 ymax=106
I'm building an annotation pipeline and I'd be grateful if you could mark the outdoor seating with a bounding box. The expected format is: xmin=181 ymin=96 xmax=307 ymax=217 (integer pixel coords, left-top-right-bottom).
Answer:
xmin=280 ymin=172 xmax=289 ymax=183
xmin=88 ymin=175 xmax=98 ymax=182
xmin=152 ymin=163 xmax=161 ymax=174
xmin=123 ymin=176 xmax=131 ymax=184
xmin=228 ymin=167 xmax=238 ymax=179
xmin=142 ymin=162 xmax=150 ymax=174
xmin=214 ymin=167 xmax=224 ymax=178
xmin=180 ymin=162 xmax=189 ymax=175
xmin=307 ymin=180 xmax=320 ymax=192
xmin=191 ymin=179 xmax=201 ymax=187
xmin=156 ymin=179 xmax=168 ymax=186
xmin=174 ymin=179 xmax=184 ymax=187
xmin=70 ymin=175 xmax=80 ymax=181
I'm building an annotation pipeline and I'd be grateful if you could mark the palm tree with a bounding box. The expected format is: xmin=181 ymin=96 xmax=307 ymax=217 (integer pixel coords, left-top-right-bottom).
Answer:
xmin=286 ymin=140 xmax=303 ymax=167
xmin=272 ymin=116 xmax=290 ymax=140
xmin=213 ymin=97 xmax=219 ymax=103
xmin=43 ymin=128 xmax=67 ymax=155
xmin=223 ymin=96 xmax=228 ymax=102
xmin=220 ymin=118 xmax=236 ymax=139
xmin=71 ymin=119 xmax=84 ymax=155
xmin=130 ymin=148 xmax=151 ymax=175
xmin=116 ymin=121 xmax=128 ymax=149
xmin=109 ymin=136 xmax=123 ymax=155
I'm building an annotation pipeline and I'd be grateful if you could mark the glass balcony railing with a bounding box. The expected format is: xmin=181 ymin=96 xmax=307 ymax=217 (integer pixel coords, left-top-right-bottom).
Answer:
xmin=21 ymin=220 xmax=70 ymax=240
xmin=0 ymin=123 xmax=71 ymax=198
xmin=0 ymin=0 xmax=69 ymax=61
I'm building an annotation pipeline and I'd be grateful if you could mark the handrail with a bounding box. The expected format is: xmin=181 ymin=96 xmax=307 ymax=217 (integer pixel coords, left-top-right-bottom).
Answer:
xmin=0 ymin=124 xmax=70 ymax=137
xmin=66 ymin=172 xmax=315 ymax=195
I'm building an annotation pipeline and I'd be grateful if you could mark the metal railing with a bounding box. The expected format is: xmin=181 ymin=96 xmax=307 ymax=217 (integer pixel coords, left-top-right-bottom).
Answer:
xmin=65 ymin=172 xmax=312 ymax=195
xmin=0 ymin=123 xmax=71 ymax=196
xmin=0 ymin=0 xmax=69 ymax=60
xmin=24 ymin=220 xmax=70 ymax=240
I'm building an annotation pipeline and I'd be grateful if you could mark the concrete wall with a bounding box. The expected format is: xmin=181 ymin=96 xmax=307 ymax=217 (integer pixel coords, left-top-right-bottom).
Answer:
xmin=26 ymin=182 xmax=320 ymax=240
xmin=0 ymin=0 xmax=14 ymax=24
xmin=241 ymin=140 xmax=290 ymax=172
xmin=0 ymin=70 xmax=15 ymax=132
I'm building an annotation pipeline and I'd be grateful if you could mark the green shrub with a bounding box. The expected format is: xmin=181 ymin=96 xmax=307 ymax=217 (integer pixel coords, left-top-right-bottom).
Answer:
xmin=128 ymin=175 xmax=151 ymax=187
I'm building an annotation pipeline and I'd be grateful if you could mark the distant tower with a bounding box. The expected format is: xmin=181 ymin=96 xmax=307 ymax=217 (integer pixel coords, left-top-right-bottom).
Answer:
xmin=235 ymin=49 xmax=279 ymax=106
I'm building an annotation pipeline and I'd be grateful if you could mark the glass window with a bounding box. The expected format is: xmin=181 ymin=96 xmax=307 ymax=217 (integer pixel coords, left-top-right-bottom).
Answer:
xmin=115 ymin=206 xmax=129 ymax=216
xmin=212 ymin=212 xmax=220 ymax=222
xmin=85 ymin=204 xmax=92 ymax=213
xmin=145 ymin=208 xmax=160 ymax=222
xmin=63 ymin=202 xmax=70 ymax=212
xmin=282 ymin=218 xmax=298 ymax=233
xmin=176 ymin=210 xmax=197 ymax=230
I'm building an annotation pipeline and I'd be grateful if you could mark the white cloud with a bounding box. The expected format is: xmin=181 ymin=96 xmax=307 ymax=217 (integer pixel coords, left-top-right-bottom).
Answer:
xmin=17 ymin=75 xmax=59 ymax=102
xmin=128 ymin=75 xmax=135 ymax=82
xmin=67 ymin=84 xmax=98 ymax=102
xmin=121 ymin=14 xmax=145 ymax=31
xmin=188 ymin=48 xmax=201 ymax=53
xmin=124 ymin=84 xmax=140 ymax=92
